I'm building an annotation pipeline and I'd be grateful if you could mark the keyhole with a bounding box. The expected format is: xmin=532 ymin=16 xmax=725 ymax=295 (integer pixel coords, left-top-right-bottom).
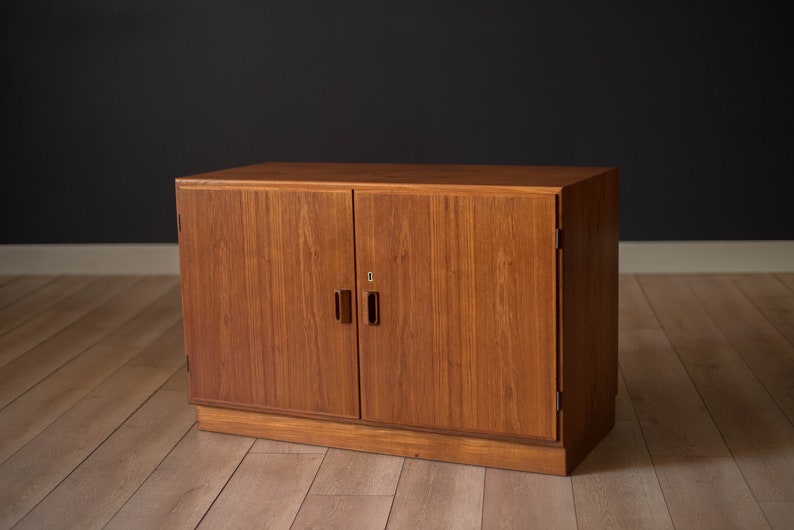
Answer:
xmin=367 ymin=272 xmax=373 ymax=282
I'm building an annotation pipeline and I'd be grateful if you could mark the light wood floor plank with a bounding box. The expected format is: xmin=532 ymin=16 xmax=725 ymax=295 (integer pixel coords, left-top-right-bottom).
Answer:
xmin=386 ymin=459 xmax=484 ymax=530
xmin=619 ymin=275 xmax=661 ymax=329
xmin=621 ymin=274 xmax=728 ymax=456
xmin=0 ymin=323 xmax=185 ymax=527
xmin=620 ymin=328 xmax=729 ymax=456
xmin=687 ymin=275 xmax=794 ymax=423
xmin=733 ymin=274 xmax=794 ymax=298
xmin=638 ymin=275 xmax=794 ymax=501
xmin=482 ymin=469 xmax=576 ymax=530
xmin=0 ymin=275 xmax=94 ymax=336
xmin=310 ymin=449 xmax=403 ymax=495
xmin=733 ymin=274 xmax=794 ymax=347
xmin=16 ymin=389 xmax=195 ymax=530
xmin=105 ymin=425 xmax=253 ymax=530
xmin=0 ymin=276 xmax=137 ymax=369
xmin=778 ymin=274 xmax=794 ymax=292
xmin=2 ymin=274 xmax=793 ymax=527
xmin=615 ymin=368 xmax=636 ymax=421
xmin=160 ymin=368 xmax=188 ymax=392
xmin=0 ymin=287 xmax=183 ymax=461
xmin=292 ymin=495 xmax=394 ymax=530
xmin=748 ymin=294 xmax=794 ymax=347
xmin=572 ymin=421 xmax=673 ymax=530
xmin=160 ymin=360 xmax=188 ymax=390
xmin=197 ymin=453 xmax=324 ymax=530
xmin=0 ymin=277 xmax=176 ymax=407
xmin=250 ymin=438 xmax=328 ymax=453
xmin=0 ymin=276 xmax=54 ymax=309
xmin=654 ymin=456 xmax=769 ymax=529
xmin=759 ymin=501 xmax=794 ymax=530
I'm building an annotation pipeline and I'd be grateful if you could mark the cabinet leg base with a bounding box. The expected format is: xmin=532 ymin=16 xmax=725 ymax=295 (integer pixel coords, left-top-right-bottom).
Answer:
xmin=196 ymin=405 xmax=571 ymax=475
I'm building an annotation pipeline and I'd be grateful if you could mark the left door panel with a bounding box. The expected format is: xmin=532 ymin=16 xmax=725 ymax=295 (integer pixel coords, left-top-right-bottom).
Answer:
xmin=177 ymin=186 xmax=360 ymax=419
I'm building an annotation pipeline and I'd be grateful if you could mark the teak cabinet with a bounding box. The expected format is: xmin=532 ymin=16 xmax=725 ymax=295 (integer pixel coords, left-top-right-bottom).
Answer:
xmin=176 ymin=162 xmax=618 ymax=475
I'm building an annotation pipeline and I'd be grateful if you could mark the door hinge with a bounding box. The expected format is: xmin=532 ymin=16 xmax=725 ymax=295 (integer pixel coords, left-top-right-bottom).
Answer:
xmin=555 ymin=228 xmax=562 ymax=250
xmin=556 ymin=390 xmax=562 ymax=411
xmin=177 ymin=214 xmax=182 ymax=233
xmin=186 ymin=355 xmax=189 ymax=372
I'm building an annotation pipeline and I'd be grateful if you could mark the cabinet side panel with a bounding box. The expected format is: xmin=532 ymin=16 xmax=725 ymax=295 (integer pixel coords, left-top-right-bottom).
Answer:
xmin=176 ymin=186 xmax=359 ymax=418
xmin=355 ymin=192 xmax=557 ymax=440
xmin=559 ymin=169 xmax=619 ymax=464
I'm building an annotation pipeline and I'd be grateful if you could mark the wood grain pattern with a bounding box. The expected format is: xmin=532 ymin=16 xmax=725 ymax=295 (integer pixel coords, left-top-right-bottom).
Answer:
xmin=197 ymin=453 xmax=324 ymax=530
xmin=734 ymin=275 xmax=794 ymax=333
xmin=250 ymin=438 xmax=328 ymax=453
xmin=309 ymin=449 xmax=403 ymax=495
xmin=0 ymin=323 xmax=185 ymax=527
xmin=178 ymin=164 xmax=618 ymax=474
xmin=482 ymin=469 xmax=576 ymax=529
xmin=654 ymin=456 xmax=769 ymax=529
xmin=386 ymin=459 xmax=484 ymax=530
xmin=0 ymin=275 xmax=53 ymax=309
xmin=0 ymin=278 xmax=175 ymax=408
xmin=4 ymin=273 xmax=794 ymax=526
xmin=292 ymin=495 xmax=394 ymax=530
xmin=619 ymin=275 xmax=660 ymax=330
xmin=16 ymin=389 xmax=195 ymax=530
xmin=355 ymin=191 xmax=557 ymax=440
xmin=0 ymin=275 xmax=93 ymax=336
xmin=779 ymin=274 xmax=794 ymax=291
xmin=572 ymin=421 xmax=673 ymax=529
xmin=160 ymin=368 xmax=187 ymax=391
xmin=638 ymin=275 xmax=794 ymax=501
xmin=0 ymin=275 xmax=137 ymax=369
xmin=177 ymin=186 xmax=359 ymax=418
xmin=732 ymin=275 xmax=794 ymax=346
xmin=759 ymin=501 xmax=794 ymax=530
xmin=559 ymin=169 xmax=619 ymax=470
xmin=159 ymin=368 xmax=188 ymax=392
xmin=620 ymin=328 xmax=729 ymax=456
xmin=615 ymin=369 xmax=636 ymax=421
xmin=178 ymin=162 xmax=616 ymax=191
xmin=105 ymin=426 xmax=254 ymax=530
xmin=197 ymin=404 xmax=568 ymax=476
xmin=0 ymin=286 xmax=182 ymax=461
xmin=732 ymin=274 xmax=794 ymax=298
xmin=687 ymin=275 xmax=794 ymax=423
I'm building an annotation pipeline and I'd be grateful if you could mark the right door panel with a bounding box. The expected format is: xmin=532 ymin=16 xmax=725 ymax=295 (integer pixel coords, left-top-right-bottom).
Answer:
xmin=355 ymin=191 xmax=558 ymax=440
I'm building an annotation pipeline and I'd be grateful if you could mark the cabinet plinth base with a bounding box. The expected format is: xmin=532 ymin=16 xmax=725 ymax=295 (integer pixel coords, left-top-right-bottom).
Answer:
xmin=196 ymin=405 xmax=574 ymax=475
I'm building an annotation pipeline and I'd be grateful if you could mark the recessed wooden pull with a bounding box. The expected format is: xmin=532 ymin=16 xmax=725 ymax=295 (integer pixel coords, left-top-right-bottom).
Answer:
xmin=335 ymin=289 xmax=352 ymax=324
xmin=364 ymin=291 xmax=379 ymax=325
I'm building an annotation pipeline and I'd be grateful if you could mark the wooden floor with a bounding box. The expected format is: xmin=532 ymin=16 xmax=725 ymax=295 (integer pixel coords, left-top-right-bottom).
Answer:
xmin=0 ymin=274 xmax=793 ymax=529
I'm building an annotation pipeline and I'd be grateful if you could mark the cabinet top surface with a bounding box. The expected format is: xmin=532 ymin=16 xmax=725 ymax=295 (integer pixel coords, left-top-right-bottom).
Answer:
xmin=176 ymin=162 xmax=616 ymax=191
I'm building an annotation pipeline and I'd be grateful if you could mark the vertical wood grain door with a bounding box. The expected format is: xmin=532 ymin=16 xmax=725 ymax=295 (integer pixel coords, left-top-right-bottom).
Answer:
xmin=355 ymin=191 xmax=558 ymax=440
xmin=177 ymin=186 xmax=360 ymax=419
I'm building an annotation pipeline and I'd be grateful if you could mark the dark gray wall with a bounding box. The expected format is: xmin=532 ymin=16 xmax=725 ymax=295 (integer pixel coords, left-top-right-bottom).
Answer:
xmin=2 ymin=1 xmax=792 ymax=243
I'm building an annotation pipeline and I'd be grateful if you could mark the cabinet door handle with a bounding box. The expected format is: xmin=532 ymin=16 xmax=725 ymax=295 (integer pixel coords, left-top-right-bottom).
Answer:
xmin=335 ymin=289 xmax=352 ymax=324
xmin=363 ymin=291 xmax=380 ymax=326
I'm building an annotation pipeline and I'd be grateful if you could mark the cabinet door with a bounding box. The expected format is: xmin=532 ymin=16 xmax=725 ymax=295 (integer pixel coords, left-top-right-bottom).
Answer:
xmin=355 ymin=191 xmax=557 ymax=440
xmin=177 ymin=187 xmax=359 ymax=418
